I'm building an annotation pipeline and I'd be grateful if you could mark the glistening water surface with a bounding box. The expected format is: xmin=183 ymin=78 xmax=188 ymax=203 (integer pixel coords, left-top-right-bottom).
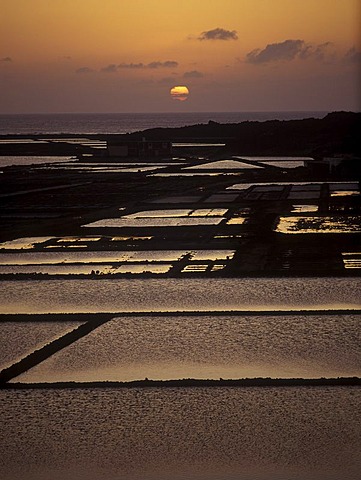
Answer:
xmin=0 ymin=387 xmax=359 ymax=480
xmin=0 ymin=278 xmax=359 ymax=313
xmin=0 ymin=250 xmax=234 ymax=265
xmin=83 ymin=217 xmax=224 ymax=228
xmin=184 ymin=160 xmax=263 ymax=170
xmin=15 ymin=314 xmax=361 ymax=382
xmin=0 ymin=322 xmax=82 ymax=370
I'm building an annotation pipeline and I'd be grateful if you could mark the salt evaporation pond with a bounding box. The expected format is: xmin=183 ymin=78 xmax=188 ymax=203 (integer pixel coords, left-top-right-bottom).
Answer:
xmin=0 ymin=250 xmax=234 ymax=265
xmin=0 ymin=277 xmax=360 ymax=313
xmin=184 ymin=160 xmax=263 ymax=170
xmin=0 ymin=156 xmax=75 ymax=167
xmin=236 ymin=156 xmax=313 ymax=169
xmin=276 ymin=216 xmax=361 ymax=234
xmin=16 ymin=314 xmax=361 ymax=383
xmin=0 ymin=322 xmax=82 ymax=370
xmin=0 ymin=237 xmax=54 ymax=250
xmin=84 ymin=217 xmax=224 ymax=228
xmin=0 ymin=387 xmax=359 ymax=479
xmin=124 ymin=209 xmax=228 ymax=217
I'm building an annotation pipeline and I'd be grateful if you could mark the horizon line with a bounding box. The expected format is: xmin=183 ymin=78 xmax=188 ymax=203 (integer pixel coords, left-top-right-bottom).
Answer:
xmin=0 ymin=110 xmax=337 ymax=116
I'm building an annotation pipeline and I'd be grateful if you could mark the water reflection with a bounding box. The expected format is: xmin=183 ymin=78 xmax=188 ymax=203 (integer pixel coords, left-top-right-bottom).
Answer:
xmin=0 ymin=277 xmax=359 ymax=313
xmin=342 ymin=252 xmax=361 ymax=269
xmin=276 ymin=216 xmax=361 ymax=234
xmin=83 ymin=217 xmax=224 ymax=227
xmin=0 ymin=237 xmax=54 ymax=250
xmin=0 ymin=322 xmax=82 ymax=370
xmin=184 ymin=160 xmax=263 ymax=170
xmin=0 ymin=250 xmax=235 ymax=266
xmin=15 ymin=314 xmax=361 ymax=383
xmin=0 ymin=388 xmax=359 ymax=479
xmin=0 ymin=264 xmax=170 ymax=275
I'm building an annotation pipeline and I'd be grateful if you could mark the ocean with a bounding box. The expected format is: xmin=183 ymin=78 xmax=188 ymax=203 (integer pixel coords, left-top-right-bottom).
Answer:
xmin=0 ymin=111 xmax=328 ymax=135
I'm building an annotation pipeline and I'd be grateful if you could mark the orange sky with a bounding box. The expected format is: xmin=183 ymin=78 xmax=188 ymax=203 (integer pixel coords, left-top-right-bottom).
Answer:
xmin=0 ymin=0 xmax=360 ymax=112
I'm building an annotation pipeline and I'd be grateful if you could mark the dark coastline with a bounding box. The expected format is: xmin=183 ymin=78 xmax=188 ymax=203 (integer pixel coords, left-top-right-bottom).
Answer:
xmin=1 ymin=111 xmax=360 ymax=158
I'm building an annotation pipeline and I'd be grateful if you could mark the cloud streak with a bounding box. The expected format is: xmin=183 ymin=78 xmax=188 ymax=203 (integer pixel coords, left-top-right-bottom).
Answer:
xmin=198 ymin=28 xmax=238 ymax=41
xmin=343 ymin=47 xmax=361 ymax=64
xmin=75 ymin=67 xmax=95 ymax=74
xmin=101 ymin=64 xmax=118 ymax=73
xmin=183 ymin=70 xmax=204 ymax=78
xmin=148 ymin=61 xmax=178 ymax=68
xmin=246 ymin=39 xmax=339 ymax=64
xmin=246 ymin=39 xmax=305 ymax=64
xmin=117 ymin=61 xmax=178 ymax=70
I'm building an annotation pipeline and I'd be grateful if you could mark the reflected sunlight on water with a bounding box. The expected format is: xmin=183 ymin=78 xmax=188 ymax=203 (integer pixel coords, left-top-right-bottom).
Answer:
xmin=0 ymin=322 xmax=82 ymax=370
xmin=15 ymin=314 xmax=361 ymax=383
xmin=0 ymin=278 xmax=360 ymax=314
xmin=0 ymin=387 xmax=359 ymax=480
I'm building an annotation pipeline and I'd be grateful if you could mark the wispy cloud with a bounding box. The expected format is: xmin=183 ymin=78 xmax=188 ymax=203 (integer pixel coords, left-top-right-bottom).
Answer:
xmin=343 ymin=47 xmax=361 ymax=64
xmin=117 ymin=61 xmax=178 ymax=70
xmin=246 ymin=39 xmax=339 ymax=64
xmin=75 ymin=67 xmax=95 ymax=74
xmin=101 ymin=64 xmax=118 ymax=73
xmin=198 ymin=28 xmax=238 ymax=41
xmin=118 ymin=63 xmax=145 ymax=69
xmin=148 ymin=61 xmax=178 ymax=68
xmin=183 ymin=70 xmax=204 ymax=78
xmin=1 ymin=56 xmax=12 ymax=62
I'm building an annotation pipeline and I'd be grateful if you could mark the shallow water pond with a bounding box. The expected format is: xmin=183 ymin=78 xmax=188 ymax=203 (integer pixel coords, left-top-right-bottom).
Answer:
xmin=0 ymin=321 xmax=82 ymax=370
xmin=15 ymin=314 xmax=361 ymax=383
xmin=0 ymin=387 xmax=360 ymax=479
xmin=276 ymin=216 xmax=361 ymax=234
xmin=0 ymin=277 xmax=359 ymax=314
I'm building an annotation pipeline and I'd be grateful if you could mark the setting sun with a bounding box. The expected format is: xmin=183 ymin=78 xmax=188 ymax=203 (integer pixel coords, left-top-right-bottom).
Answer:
xmin=170 ymin=86 xmax=189 ymax=101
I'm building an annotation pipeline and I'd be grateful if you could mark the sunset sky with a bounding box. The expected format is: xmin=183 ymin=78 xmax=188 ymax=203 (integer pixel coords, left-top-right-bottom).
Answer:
xmin=1 ymin=0 xmax=360 ymax=113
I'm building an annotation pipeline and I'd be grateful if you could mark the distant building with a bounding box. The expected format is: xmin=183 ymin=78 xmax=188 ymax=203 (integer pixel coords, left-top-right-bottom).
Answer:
xmin=107 ymin=138 xmax=172 ymax=158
